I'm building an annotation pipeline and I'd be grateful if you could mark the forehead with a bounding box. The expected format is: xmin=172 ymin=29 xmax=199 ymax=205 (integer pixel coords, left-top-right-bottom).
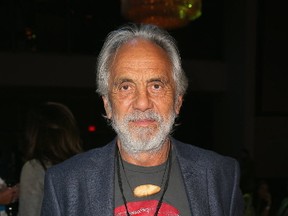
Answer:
xmin=110 ymin=39 xmax=173 ymax=80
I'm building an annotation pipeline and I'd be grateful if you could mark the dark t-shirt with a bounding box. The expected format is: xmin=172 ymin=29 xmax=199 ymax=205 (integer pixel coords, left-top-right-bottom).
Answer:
xmin=114 ymin=149 xmax=191 ymax=215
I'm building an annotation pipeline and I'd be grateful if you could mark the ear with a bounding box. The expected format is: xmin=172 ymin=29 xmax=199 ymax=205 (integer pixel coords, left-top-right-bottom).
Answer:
xmin=102 ymin=96 xmax=112 ymax=119
xmin=175 ymin=95 xmax=183 ymax=115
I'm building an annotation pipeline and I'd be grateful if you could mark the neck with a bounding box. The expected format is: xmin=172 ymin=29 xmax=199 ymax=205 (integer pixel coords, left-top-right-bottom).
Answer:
xmin=117 ymin=138 xmax=171 ymax=166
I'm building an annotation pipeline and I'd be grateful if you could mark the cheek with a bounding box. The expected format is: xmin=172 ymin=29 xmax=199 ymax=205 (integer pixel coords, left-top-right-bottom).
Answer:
xmin=153 ymin=98 xmax=175 ymax=115
xmin=110 ymin=97 xmax=132 ymax=116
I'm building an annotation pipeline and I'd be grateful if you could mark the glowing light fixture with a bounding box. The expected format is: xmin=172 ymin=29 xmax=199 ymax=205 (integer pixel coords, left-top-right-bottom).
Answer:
xmin=121 ymin=0 xmax=202 ymax=29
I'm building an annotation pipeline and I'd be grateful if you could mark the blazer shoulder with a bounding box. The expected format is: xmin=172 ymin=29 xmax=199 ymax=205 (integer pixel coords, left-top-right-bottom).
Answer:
xmin=172 ymin=138 xmax=239 ymax=170
xmin=46 ymin=140 xmax=116 ymax=177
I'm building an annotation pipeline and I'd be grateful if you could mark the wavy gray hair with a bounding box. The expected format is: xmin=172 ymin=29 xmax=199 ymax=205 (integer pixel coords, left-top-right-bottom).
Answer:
xmin=96 ymin=23 xmax=188 ymax=97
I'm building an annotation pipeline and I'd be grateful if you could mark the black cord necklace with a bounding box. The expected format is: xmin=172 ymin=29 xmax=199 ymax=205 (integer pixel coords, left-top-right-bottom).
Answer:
xmin=116 ymin=145 xmax=172 ymax=216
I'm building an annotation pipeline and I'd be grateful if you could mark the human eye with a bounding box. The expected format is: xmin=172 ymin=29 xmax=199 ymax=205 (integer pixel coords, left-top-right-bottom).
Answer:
xmin=116 ymin=81 xmax=135 ymax=95
xmin=152 ymin=83 xmax=162 ymax=90
xmin=112 ymin=78 xmax=134 ymax=92
xmin=148 ymin=81 xmax=165 ymax=94
xmin=119 ymin=83 xmax=131 ymax=91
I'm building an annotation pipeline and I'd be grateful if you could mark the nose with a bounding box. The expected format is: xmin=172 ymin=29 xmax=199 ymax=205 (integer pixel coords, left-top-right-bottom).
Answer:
xmin=133 ymin=88 xmax=153 ymax=111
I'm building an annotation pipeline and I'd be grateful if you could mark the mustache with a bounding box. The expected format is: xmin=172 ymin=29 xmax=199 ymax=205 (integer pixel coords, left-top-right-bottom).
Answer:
xmin=124 ymin=110 xmax=162 ymax=123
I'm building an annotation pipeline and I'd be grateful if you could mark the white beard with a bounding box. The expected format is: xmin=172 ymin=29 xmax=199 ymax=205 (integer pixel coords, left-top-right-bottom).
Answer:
xmin=111 ymin=109 xmax=176 ymax=155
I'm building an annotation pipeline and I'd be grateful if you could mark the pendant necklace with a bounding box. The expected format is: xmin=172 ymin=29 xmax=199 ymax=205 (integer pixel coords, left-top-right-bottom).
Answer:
xmin=116 ymin=145 xmax=172 ymax=216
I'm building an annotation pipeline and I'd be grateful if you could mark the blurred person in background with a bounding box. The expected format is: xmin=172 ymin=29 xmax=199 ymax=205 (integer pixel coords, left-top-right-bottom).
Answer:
xmin=0 ymin=177 xmax=19 ymax=216
xmin=18 ymin=102 xmax=83 ymax=216
xmin=0 ymin=142 xmax=21 ymax=216
xmin=277 ymin=180 xmax=288 ymax=216
xmin=253 ymin=180 xmax=272 ymax=216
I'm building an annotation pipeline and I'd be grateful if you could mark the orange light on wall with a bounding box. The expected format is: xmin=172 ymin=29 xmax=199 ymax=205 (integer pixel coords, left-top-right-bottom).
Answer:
xmin=121 ymin=0 xmax=202 ymax=30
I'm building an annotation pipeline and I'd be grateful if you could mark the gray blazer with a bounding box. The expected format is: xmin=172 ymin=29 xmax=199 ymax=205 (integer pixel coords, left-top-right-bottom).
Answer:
xmin=41 ymin=138 xmax=244 ymax=215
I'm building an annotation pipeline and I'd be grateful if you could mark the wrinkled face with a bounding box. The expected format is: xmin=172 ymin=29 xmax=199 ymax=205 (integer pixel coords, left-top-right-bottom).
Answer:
xmin=102 ymin=39 xmax=183 ymax=154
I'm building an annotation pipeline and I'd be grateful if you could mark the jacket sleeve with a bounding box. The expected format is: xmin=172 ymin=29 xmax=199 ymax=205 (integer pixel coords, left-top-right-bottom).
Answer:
xmin=19 ymin=161 xmax=45 ymax=216
xmin=230 ymin=159 xmax=244 ymax=216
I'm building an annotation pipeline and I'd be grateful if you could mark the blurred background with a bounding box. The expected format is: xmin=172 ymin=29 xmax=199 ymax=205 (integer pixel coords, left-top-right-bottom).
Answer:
xmin=0 ymin=0 xmax=287 ymax=214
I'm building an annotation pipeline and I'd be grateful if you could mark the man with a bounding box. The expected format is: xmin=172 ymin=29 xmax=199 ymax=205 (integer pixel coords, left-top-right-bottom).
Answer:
xmin=41 ymin=23 xmax=244 ymax=215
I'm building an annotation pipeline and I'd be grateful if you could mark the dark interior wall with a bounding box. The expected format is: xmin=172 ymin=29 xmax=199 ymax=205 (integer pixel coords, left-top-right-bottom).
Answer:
xmin=0 ymin=57 xmax=225 ymax=150
xmin=0 ymin=0 xmax=288 ymax=182
xmin=0 ymin=0 xmax=225 ymax=60
xmin=253 ymin=0 xmax=288 ymax=179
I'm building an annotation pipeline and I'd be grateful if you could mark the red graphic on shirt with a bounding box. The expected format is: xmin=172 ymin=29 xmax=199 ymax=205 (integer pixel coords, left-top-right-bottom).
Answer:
xmin=114 ymin=200 xmax=179 ymax=216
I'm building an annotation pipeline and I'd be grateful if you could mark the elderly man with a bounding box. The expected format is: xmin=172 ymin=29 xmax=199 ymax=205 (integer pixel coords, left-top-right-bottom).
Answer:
xmin=41 ymin=23 xmax=244 ymax=215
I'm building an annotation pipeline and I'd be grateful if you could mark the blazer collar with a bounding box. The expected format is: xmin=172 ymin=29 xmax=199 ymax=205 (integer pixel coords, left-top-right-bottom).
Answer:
xmin=173 ymin=139 xmax=210 ymax=216
xmin=86 ymin=139 xmax=117 ymax=215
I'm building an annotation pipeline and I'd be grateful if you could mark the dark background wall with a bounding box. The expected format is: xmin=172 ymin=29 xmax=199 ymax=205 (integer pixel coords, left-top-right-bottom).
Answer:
xmin=0 ymin=0 xmax=288 ymax=203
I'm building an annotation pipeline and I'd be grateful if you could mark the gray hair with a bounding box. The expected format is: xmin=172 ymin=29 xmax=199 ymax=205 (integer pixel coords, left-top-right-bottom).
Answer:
xmin=96 ymin=23 xmax=188 ymax=97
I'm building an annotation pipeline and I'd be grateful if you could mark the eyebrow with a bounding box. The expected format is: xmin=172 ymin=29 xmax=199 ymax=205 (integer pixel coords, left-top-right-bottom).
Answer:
xmin=112 ymin=76 xmax=169 ymax=86
xmin=148 ymin=77 xmax=169 ymax=84
xmin=112 ymin=78 xmax=133 ymax=86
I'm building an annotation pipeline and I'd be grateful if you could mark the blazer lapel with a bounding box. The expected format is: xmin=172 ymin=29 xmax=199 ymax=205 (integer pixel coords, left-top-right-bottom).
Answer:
xmin=86 ymin=141 xmax=116 ymax=215
xmin=174 ymin=141 xmax=210 ymax=216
